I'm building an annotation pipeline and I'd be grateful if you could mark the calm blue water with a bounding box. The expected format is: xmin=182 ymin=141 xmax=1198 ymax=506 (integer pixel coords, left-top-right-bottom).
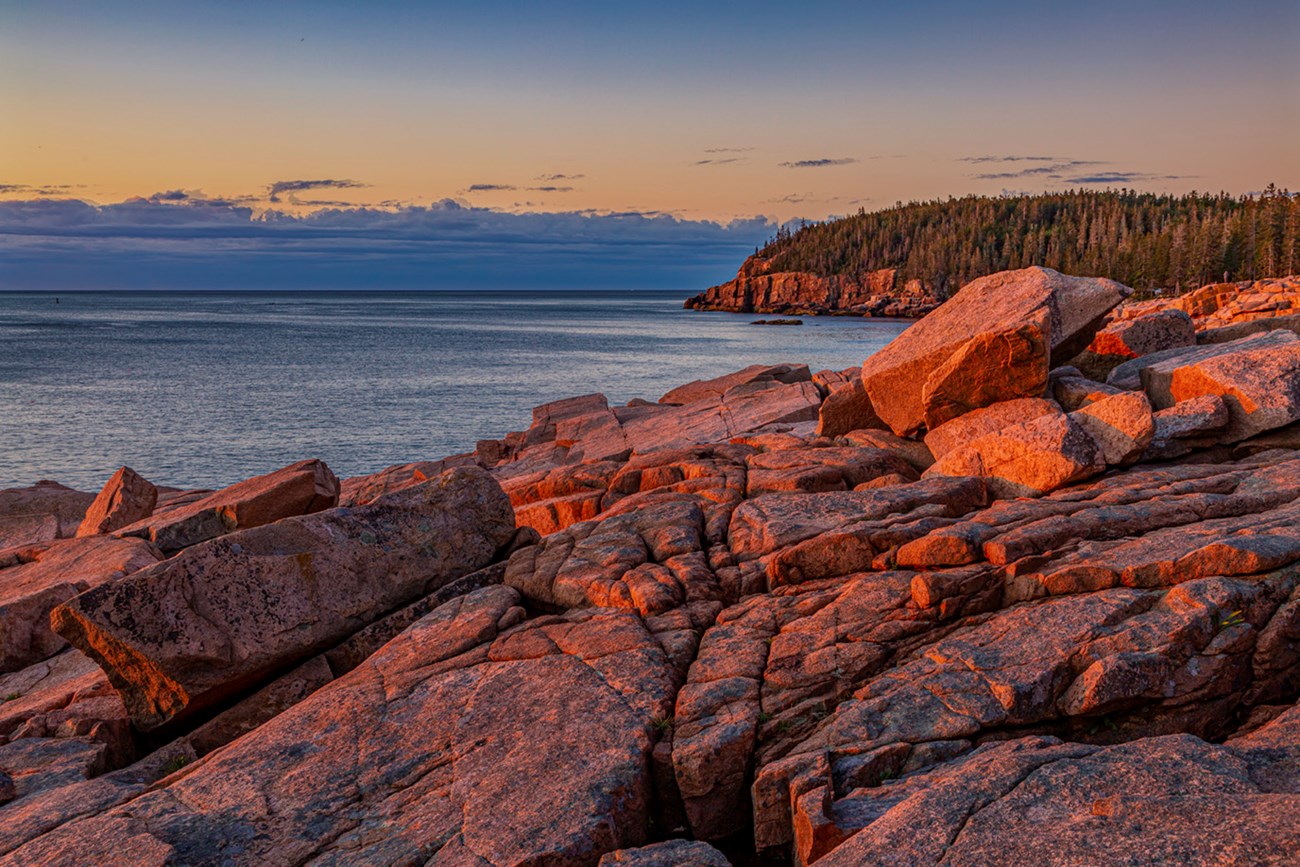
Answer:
xmin=0 ymin=291 xmax=908 ymax=490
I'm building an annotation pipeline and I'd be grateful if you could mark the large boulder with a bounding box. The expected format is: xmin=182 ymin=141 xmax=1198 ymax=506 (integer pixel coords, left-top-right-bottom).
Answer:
xmin=0 ymin=536 xmax=162 ymax=672
xmin=861 ymin=268 xmax=1130 ymax=435
xmin=925 ymin=411 xmax=1105 ymax=498
xmin=1068 ymin=390 xmax=1155 ymax=466
xmin=923 ymin=398 xmax=1062 ymax=461
xmin=115 ymin=459 xmax=339 ymax=553
xmin=75 ymin=467 xmax=157 ymax=537
xmin=1140 ymin=332 xmax=1300 ymax=442
xmin=52 ymin=467 xmax=515 ymax=730
xmin=1143 ymin=394 xmax=1231 ymax=460
xmin=1107 ymin=329 xmax=1296 ymax=390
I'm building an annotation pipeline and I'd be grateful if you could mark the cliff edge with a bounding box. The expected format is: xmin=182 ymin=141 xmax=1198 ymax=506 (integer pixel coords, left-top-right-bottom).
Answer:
xmin=684 ymin=255 xmax=942 ymax=318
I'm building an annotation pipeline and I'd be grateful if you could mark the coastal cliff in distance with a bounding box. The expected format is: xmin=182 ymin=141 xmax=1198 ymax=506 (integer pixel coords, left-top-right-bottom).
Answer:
xmin=684 ymin=254 xmax=942 ymax=317
xmin=686 ymin=187 xmax=1298 ymax=317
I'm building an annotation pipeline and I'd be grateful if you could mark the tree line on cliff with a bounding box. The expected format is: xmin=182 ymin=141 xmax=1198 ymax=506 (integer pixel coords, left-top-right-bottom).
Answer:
xmin=758 ymin=186 xmax=1298 ymax=297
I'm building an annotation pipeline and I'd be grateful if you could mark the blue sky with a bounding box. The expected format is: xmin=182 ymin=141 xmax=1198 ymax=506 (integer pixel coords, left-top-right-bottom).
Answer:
xmin=1 ymin=0 xmax=1296 ymax=289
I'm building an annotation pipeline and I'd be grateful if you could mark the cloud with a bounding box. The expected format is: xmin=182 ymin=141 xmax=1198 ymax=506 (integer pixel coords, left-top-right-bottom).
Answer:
xmin=764 ymin=193 xmax=816 ymax=204
xmin=694 ymin=158 xmax=743 ymax=166
xmin=0 ymin=195 xmax=775 ymax=291
xmin=959 ymin=155 xmax=1060 ymax=164
xmin=0 ymin=183 xmax=85 ymax=196
xmin=778 ymin=158 xmax=858 ymax=169
xmin=971 ymin=160 xmax=1105 ymax=180
xmin=464 ymin=183 xmax=518 ymax=193
xmin=267 ymin=178 xmax=366 ymax=203
xmin=535 ymin=173 xmax=585 ymax=181
xmin=704 ymin=147 xmax=753 ymax=154
xmin=527 ymin=185 xmax=575 ymax=192
xmin=1062 ymin=172 xmax=1197 ymax=184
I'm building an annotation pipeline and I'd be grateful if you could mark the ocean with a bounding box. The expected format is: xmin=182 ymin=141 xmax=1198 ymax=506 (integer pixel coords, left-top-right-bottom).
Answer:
xmin=0 ymin=290 xmax=909 ymax=490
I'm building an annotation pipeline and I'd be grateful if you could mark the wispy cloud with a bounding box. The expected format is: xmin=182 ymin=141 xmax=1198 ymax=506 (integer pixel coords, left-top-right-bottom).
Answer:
xmin=704 ymin=147 xmax=753 ymax=154
xmin=694 ymin=158 xmax=743 ymax=166
xmin=267 ymin=178 xmax=367 ymax=203
xmin=764 ymin=193 xmax=816 ymax=204
xmin=464 ymin=183 xmax=518 ymax=193
xmin=778 ymin=158 xmax=858 ymax=169
xmin=527 ymin=185 xmax=575 ymax=192
xmin=0 ymin=183 xmax=85 ymax=196
xmin=959 ymin=155 xmax=1060 ymax=164
xmin=534 ymin=173 xmax=585 ymax=182
xmin=971 ymin=160 xmax=1105 ymax=180
xmin=1063 ymin=171 xmax=1198 ymax=184
xmin=143 ymin=189 xmax=261 ymax=207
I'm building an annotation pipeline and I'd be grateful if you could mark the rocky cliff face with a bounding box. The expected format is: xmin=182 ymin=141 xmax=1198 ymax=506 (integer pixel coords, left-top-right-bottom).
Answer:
xmin=684 ymin=256 xmax=942 ymax=317
xmin=5 ymin=268 xmax=1300 ymax=865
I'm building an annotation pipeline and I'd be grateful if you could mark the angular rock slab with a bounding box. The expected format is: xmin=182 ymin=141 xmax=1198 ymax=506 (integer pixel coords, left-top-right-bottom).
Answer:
xmin=861 ymin=267 xmax=1129 ymax=436
xmin=819 ymin=717 xmax=1300 ymax=866
xmin=75 ymin=467 xmax=157 ymax=538
xmin=815 ymin=377 xmax=884 ymax=438
xmin=7 ymin=587 xmax=678 ymax=866
xmin=52 ymin=467 xmax=515 ymax=730
xmin=116 ymin=458 xmax=340 ymax=553
xmin=661 ymin=363 xmax=810 ymax=405
xmin=0 ymin=536 xmax=161 ymax=672
xmin=1142 ymin=332 xmax=1300 ymax=442
xmin=599 ymin=839 xmax=733 ymax=865
xmin=0 ymin=482 xmax=94 ymax=551
xmin=925 ymin=411 xmax=1105 ymax=498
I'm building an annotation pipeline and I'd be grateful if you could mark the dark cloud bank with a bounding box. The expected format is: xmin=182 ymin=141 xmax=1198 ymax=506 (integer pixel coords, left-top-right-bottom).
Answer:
xmin=0 ymin=197 xmax=774 ymax=291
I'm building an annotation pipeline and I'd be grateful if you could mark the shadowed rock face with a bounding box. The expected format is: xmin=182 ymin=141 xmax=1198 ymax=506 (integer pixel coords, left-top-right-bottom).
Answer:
xmin=51 ymin=467 xmax=515 ymax=730
xmin=0 ymin=536 xmax=161 ymax=673
xmin=5 ymin=587 xmax=678 ymax=867
xmin=0 ymin=482 xmax=95 ymax=551
xmin=818 ymin=705 xmax=1300 ymax=866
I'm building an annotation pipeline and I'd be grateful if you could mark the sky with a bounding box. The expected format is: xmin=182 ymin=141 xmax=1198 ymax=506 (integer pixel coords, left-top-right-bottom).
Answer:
xmin=1 ymin=0 xmax=1297 ymax=289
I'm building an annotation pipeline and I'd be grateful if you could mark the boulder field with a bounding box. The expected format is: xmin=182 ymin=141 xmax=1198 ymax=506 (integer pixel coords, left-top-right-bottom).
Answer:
xmin=3 ymin=266 xmax=1300 ymax=865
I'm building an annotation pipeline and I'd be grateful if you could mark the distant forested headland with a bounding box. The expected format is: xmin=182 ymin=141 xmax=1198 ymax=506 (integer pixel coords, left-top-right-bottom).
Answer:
xmin=757 ymin=186 xmax=1299 ymax=297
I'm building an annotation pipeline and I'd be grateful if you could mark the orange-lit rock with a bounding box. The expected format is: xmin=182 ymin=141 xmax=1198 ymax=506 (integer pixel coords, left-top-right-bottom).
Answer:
xmin=745 ymin=447 xmax=917 ymax=497
xmin=660 ymin=363 xmax=810 ymax=405
xmin=924 ymin=398 xmax=1062 ymax=461
xmin=116 ymin=458 xmax=339 ymax=552
xmin=1073 ymin=307 xmax=1195 ymax=379
xmin=862 ymin=267 xmax=1129 ymax=436
xmin=925 ymin=411 xmax=1105 ymax=498
xmin=815 ymin=377 xmax=884 ymax=437
xmin=1142 ymin=332 xmax=1300 ymax=442
xmin=75 ymin=467 xmax=157 ymax=537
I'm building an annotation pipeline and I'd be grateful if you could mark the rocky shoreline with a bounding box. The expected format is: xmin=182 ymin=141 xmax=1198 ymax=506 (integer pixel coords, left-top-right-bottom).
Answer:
xmin=683 ymin=255 xmax=943 ymax=318
xmin=4 ymin=266 xmax=1300 ymax=865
